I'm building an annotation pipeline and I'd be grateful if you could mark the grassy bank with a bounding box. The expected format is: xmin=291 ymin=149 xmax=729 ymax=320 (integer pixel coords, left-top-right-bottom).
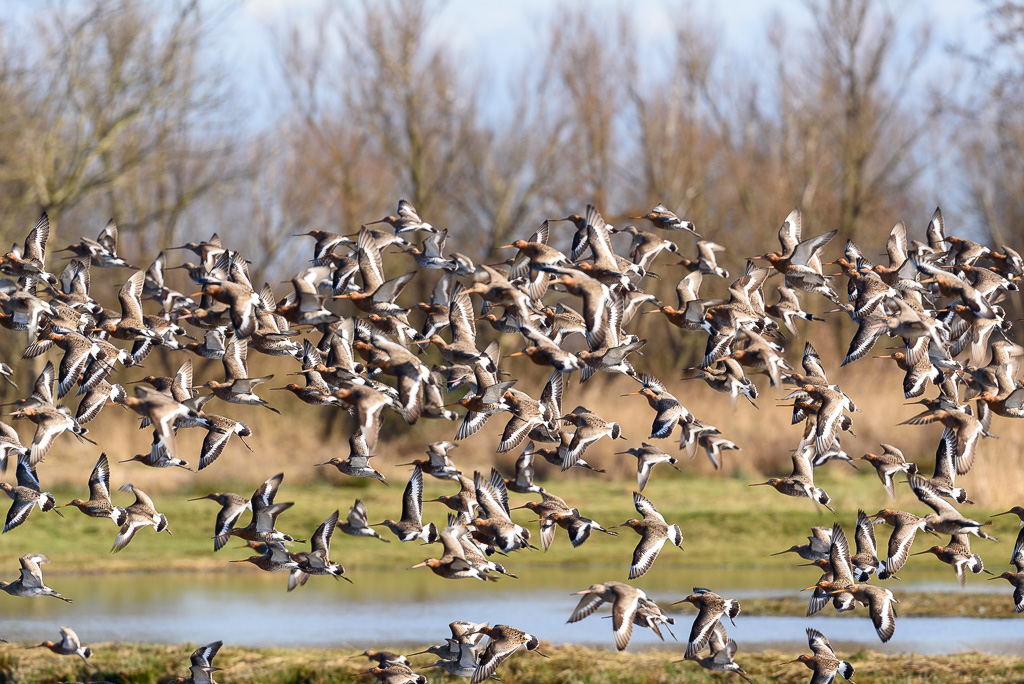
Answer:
xmin=1 ymin=642 xmax=1023 ymax=684
xmin=20 ymin=474 xmax=1022 ymax=579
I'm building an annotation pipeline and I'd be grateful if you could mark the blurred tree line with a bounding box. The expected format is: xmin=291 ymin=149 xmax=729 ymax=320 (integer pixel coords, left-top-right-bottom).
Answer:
xmin=0 ymin=0 xmax=1021 ymax=337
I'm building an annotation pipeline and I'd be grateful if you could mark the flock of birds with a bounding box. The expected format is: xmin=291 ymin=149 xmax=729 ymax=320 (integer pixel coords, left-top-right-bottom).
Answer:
xmin=0 ymin=199 xmax=1021 ymax=683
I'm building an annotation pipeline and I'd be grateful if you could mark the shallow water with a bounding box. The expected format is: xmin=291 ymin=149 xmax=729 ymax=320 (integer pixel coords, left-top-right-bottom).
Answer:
xmin=0 ymin=566 xmax=1021 ymax=655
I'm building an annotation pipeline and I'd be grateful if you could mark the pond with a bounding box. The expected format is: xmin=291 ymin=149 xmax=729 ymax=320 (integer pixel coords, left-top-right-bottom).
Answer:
xmin=0 ymin=563 xmax=1020 ymax=655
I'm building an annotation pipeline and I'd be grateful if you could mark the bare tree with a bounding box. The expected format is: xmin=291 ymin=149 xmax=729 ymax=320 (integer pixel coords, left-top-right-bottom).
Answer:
xmin=543 ymin=6 xmax=635 ymax=213
xmin=782 ymin=0 xmax=943 ymax=241
xmin=0 ymin=0 xmax=240 ymax=255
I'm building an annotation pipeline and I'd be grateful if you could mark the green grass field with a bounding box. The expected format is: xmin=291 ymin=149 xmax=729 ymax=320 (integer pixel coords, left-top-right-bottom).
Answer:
xmin=1 ymin=642 xmax=1023 ymax=684
xmin=21 ymin=472 xmax=1023 ymax=580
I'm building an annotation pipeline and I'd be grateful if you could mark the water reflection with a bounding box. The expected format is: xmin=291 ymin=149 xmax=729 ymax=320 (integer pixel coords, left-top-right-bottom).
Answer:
xmin=0 ymin=566 xmax=1019 ymax=655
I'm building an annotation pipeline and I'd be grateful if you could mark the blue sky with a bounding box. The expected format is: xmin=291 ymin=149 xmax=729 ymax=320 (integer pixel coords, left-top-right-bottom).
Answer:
xmin=219 ymin=0 xmax=992 ymax=125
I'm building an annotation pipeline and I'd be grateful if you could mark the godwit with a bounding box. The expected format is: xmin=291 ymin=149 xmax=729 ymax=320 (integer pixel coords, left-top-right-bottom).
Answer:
xmin=503 ymin=442 xmax=544 ymax=494
xmin=338 ymin=500 xmax=388 ymax=542
xmin=908 ymin=475 xmax=998 ymax=540
xmin=196 ymin=336 xmax=279 ymax=413
xmin=193 ymin=276 xmax=262 ymax=341
xmin=0 ymin=553 xmax=71 ymax=602
xmin=315 ymin=435 xmax=388 ymax=486
xmin=293 ymin=229 xmax=352 ymax=262
xmin=354 ymin=651 xmax=410 ymax=668
xmin=189 ymin=491 xmax=252 ymax=552
xmin=396 ymin=441 xmax=461 ymax=481
xmin=332 ymin=385 xmax=393 ymax=452
xmin=288 ymin=510 xmax=351 ymax=590
xmin=513 ymin=491 xmax=571 ymax=551
xmin=674 ymin=587 xmax=741 ymax=659
xmin=120 ymin=431 xmax=192 ymax=470
xmin=874 ymin=350 xmax=939 ymax=398
xmin=75 ymin=379 xmax=128 ymax=425
xmin=673 ymin=239 xmax=730 ymax=278
xmin=494 ymin=388 xmax=551 ymax=454
xmin=609 ymin=224 xmax=679 ymax=271
xmin=410 ymin=523 xmax=491 ymax=581
xmin=989 ymin=515 xmax=1024 ymax=611
xmin=913 ymin=429 xmax=973 ymax=504
xmin=58 ymin=452 xmax=127 ymax=526
xmin=113 ymin=483 xmax=172 ymax=552
xmin=31 ymin=625 xmax=92 ymax=665
xmin=687 ymin=358 xmax=758 ymax=409
xmin=367 ymin=199 xmax=435 ymax=234
xmin=417 ymin=292 xmax=492 ymax=369
xmin=766 ymin=285 xmax=822 ymax=335
xmin=568 ymin=581 xmax=660 ymax=651
xmin=470 ymin=469 xmax=531 ymax=553
xmin=829 ymin=582 xmax=899 ymax=642
xmin=911 ymin=533 xmax=989 ymax=586
xmin=8 ymin=404 xmax=92 ymax=465
xmin=198 ymin=414 xmax=253 ymax=471
xmin=899 ymin=406 xmax=988 ymax=475
xmin=420 ymin=639 xmax=481 ymax=678
xmin=784 ymin=628 xmax=854 ymax=684
xmin=0 ymin=455 xmax=62 ymax=532
xmin=559 ymin=406 xmax=624 ymax=470
xmin=173 ymin=639 xmax=222 ymax=684
xmin=361 ymin=664 xmax=426 ymax=684
xmin=994 ymin=506 xmax=1024 ymax=567
xmin=121 ymin=385 xmax=214 ymax=465
xmin=0 ymin=213 xmax=53 ymax=282
xmin=853 ymin=443 xmax=915 ymax=499
xmin=850 ymin=510 xmax=882 ymax=581
xmin=613 ymin=491 xmax=683 ymax=579
xmin=376 ymin=466 xmax=438 ymax=542
xmin=273 ymin=266 xmax=338 ymax=328
xmin=616 ymin=443 xmax=681 ymax=491
xmin=753 ymin=208 xmax=838 ymax=300
xmin=424 ymin=474 xmax=478 ymax=521
xmin=621 ymin=374 xmax=692 ymax=439
xmin=749 ymin=448 xmax=834 ymax=512
xmin=772 ymin=526 xmax=832 ymax=562
xmin=499 ymin=238 xmax=568 ymax=299
xmin=696 ymin=430 xmax=740 ymax=469
xmin=535 ymin=499 xmax=618 ymax=550
xmin=224 ymin=473 xmax=303 ymax=546
xmin=469 ymin=624 xmax=546 ymax=684
xmin=871 ymin=508 xmax=927 ymax=579
xmin=643 ymin=270 xmax=712 ymax=331
xmin=682 ymin=621 xmax=754 ymax=683
xmin=0 ymin=420 xmax=29 ymax=471
xmin=632 ymin=203 xmax=699 ymax=235
xmin=231 ymin=540 xmax=299 ymax=573
xmin=27 ymin=329 xmax=100 ymax=399
xmin=804 ymin=523 xmax=856 ymax=615
xmin=550 ymin=271 xmax=622 ymax=353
